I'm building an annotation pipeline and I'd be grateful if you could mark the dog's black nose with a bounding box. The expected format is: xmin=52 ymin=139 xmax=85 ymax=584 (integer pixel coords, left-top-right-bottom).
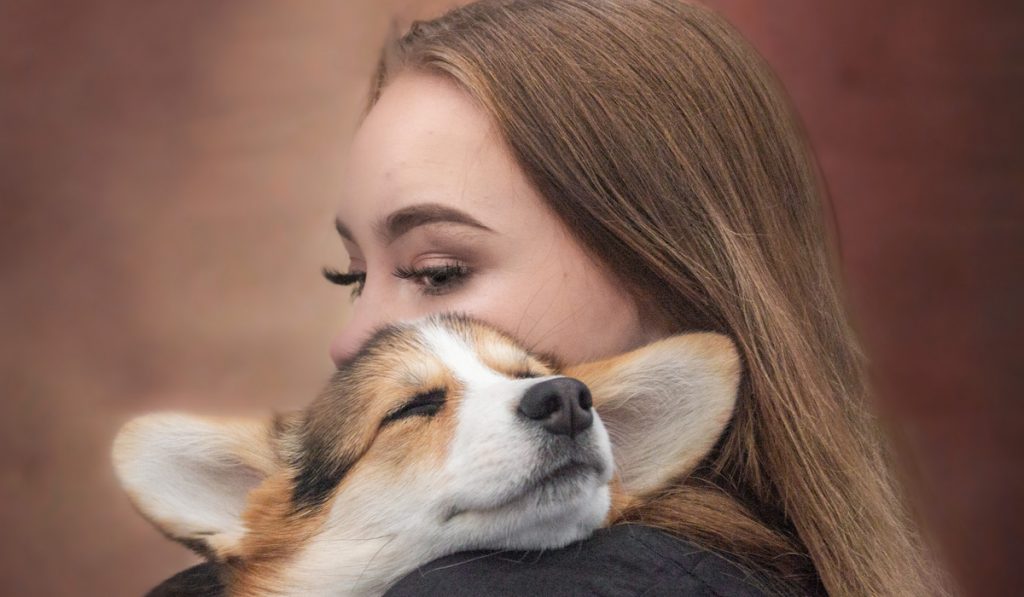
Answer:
xmin=518 ymin=377 xmax=593 ymax=438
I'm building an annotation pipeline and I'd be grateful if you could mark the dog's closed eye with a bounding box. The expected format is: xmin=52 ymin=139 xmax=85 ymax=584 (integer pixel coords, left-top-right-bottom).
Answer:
xmin=382 ymin=389 xmax=447 ymax=424
xmin=512 ymin=370 xmax=542 ymax=379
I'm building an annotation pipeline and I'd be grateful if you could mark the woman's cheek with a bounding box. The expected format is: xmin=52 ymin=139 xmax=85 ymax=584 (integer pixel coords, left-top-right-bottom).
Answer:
xmin=443 ymin=274 xmax=561 ymax=350
xmin=439 ymin=275 xmax=521 ymax=328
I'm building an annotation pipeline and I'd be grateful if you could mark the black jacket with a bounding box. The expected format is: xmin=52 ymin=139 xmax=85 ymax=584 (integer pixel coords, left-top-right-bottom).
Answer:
xmin=149 ymin=525 xmax=802 ymax=596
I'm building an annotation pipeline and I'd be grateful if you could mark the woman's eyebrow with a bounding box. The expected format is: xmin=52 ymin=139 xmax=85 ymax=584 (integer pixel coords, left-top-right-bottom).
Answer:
xmin=377 ymin=203 xmax=493 ymax=245
xmin=334 ymin=203 xmax=494 ymax=246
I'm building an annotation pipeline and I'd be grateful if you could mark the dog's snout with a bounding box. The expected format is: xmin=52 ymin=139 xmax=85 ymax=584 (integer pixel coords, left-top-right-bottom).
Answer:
xmin=518 ymin=377 xmax=593 ymax=438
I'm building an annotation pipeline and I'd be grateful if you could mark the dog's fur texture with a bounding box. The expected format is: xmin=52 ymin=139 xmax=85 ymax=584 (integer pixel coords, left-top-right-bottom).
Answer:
xmin=114 ymin=314 xmax=740 ymax=596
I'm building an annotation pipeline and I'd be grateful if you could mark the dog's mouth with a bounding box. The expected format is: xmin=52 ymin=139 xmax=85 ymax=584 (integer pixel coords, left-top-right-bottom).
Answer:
xmin=443 ymin=460 xmax=605 ymax=522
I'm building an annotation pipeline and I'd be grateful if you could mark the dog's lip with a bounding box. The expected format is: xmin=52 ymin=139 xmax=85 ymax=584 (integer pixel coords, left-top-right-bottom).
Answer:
xmin=443 ymin=459 xmax=605 ymax=522
xmin=533 ymin=460 xmax=601 ymax=489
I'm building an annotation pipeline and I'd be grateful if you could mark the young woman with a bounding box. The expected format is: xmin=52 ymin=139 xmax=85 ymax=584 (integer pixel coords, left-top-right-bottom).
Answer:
xmin=153 ymin=1 xmax=942 ymax=595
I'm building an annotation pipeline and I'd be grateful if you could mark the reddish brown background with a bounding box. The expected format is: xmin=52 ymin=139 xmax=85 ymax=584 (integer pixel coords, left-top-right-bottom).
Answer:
xmin=1 ymin=1 xmax=1021 ymax=595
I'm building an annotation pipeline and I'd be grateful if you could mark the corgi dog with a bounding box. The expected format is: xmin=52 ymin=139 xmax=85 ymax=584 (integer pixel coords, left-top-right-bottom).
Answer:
xmin=113 ymin=314 xmax=739 ymax=596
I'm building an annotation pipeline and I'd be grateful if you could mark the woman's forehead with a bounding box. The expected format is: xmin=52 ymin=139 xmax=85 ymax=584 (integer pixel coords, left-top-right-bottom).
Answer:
xmin=336 ymin=72 xmax=545 ymax=242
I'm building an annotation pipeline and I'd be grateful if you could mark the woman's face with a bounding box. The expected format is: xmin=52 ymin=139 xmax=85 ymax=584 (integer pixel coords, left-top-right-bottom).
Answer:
xmin=329 ymin=72 xmax=657 ymax=368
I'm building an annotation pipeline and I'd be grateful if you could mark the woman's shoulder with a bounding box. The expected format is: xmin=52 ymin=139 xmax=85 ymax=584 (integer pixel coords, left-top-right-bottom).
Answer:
xmin=147 ymin=560 xmax=224 ymax=597
xmin=148 ymin=525 xmax=797 ymax=596
xmin=385 ymin=524 xmax=778 ymax=597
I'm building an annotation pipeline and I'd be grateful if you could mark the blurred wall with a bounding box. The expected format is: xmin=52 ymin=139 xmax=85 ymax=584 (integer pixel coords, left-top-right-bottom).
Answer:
xmin=0 ymin=1 xmax=459 ymax=595
xmin=1 ymin=1 xmax=1020 ymax=595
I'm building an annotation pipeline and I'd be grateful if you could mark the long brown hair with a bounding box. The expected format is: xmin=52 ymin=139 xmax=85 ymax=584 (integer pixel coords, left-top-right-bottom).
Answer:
xmin=367 ymin=1 xmax=943 ymax=594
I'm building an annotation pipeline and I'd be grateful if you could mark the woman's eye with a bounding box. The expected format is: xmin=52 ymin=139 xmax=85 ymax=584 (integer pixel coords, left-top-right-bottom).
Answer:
xmin=322 ymin=267 xmax=366 ymax=299
xmin=393 ymin=263 xmax=471 ymax=296
xmin=382 ymin=389 xmax=447 ymax=424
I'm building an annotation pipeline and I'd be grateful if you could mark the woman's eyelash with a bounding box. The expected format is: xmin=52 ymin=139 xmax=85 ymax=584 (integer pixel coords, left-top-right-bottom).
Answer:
xmin=322 ymin=263 xmax=471 ymax=298
xmin=322 ymin=267 xmax=364 ymax=285
xmin=393 ymin=263 xmax=471 ymax=296
xmin=322 ymin=267 xmax=366 ymax=298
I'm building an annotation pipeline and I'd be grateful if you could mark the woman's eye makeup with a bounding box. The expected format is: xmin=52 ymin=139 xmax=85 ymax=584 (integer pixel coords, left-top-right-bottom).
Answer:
xmin=393 ymin=262 xmax=471 ymax=296
xmin=322 ymin=267 xmax=366 ymax=298
xmin=322 ymin=261 xmax=471 ymax=298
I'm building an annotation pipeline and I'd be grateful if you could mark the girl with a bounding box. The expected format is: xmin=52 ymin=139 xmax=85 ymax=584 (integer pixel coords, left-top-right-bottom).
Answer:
xmin=154 ymin=1 xmax=942 ymax=595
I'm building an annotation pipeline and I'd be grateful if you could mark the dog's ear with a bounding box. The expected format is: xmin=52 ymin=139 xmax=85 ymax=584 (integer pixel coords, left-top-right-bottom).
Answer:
xmin=112 ymin=412 xmax=287 ymax=558
xmin=565 ymin=333 xmax=740 ymax=498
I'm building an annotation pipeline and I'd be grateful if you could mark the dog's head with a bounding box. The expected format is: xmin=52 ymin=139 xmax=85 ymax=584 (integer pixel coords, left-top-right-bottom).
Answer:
xmin=113 ymin=314 xmax=739 ymax=594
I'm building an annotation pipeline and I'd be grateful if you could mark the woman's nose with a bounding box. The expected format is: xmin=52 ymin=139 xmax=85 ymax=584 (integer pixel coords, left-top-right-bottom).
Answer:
xmin=329 ymin=306 xmax=386 ymax=367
